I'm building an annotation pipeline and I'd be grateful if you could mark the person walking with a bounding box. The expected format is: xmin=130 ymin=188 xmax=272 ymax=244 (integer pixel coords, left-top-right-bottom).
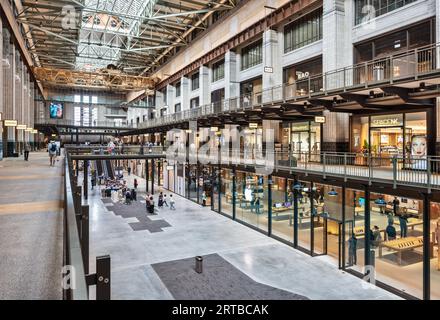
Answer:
xmin=170 ymin=195 xmax=176 ymax=210
xmin=149 ymin=196 xmax=155 ymax=214
xmin=398 ymin=208 xmax=409 ymax=238
xmin=127 ymin=166 xmax=131 ymax=176
xmin=24 ymin=142 xmax=30 ymax=161
xmin=201 ymin=191 xmax=207 ymax=207
xmin=163 ymin=194 xmax=169 ymax=207
xmin=134 ymin=178 xmax=138 ymax=190
xmin=48 ymin=140 xmax=58 ymax=167
xmin=158 ymin=192 xmax=164 ymax=209
xmin=348 ymin=233 xmax=358 ymax=265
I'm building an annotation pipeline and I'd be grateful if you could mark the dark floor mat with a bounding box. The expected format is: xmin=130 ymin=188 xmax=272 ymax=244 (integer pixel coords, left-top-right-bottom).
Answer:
xmin=152 ymin=253 xmax=309 ymax=300
xmin=102 ymin=197 xmax=170 ymax=232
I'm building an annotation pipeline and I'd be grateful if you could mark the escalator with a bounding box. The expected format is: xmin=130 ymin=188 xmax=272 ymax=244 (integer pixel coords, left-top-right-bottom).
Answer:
xmin=105 ymin=160 xmax=115 ymax=179
xmin=96 ymin=160 xmax=103 ymax=177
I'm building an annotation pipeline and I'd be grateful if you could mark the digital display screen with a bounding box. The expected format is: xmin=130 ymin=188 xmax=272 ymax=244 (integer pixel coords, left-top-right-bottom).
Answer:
xmin=49 ymin=102 xmax=64 ymax=119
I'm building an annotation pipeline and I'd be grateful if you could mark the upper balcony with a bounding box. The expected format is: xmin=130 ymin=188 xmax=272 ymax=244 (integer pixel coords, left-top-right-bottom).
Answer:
xmin=137 ymin=42 xmax=440 ymax=130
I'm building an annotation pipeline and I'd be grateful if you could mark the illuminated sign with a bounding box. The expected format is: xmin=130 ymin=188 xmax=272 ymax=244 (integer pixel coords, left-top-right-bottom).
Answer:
xmin=17 ymin=125 xmax=27 ymax=130
xmin=167 ymin=165 xmax=174 ymax=171
xmin=32 ymin=130 xmax=38 ymax=134
xmin=315 ymin=116 xmax=326 ymax=124
xmin=370 ymin=114 xmax=404 ymax=128
xmin=4 ymin=120 xmax=17 ymax=127
xmin=210 ymin=127 xmax=218 ymax=132
xmin=249 ymin=123 xmax=258 ymax=129
xmin=25 ymin=127 xmax=34 ymax=132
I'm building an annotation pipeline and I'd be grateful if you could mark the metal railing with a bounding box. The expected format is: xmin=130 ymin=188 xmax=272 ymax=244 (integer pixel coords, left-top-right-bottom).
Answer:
xmin=64 ymin=153 xmax=111 ymax=300
xmin=36 ymin=118 xmax=136 ymax=129
xmin=137 ymin=42 xmax=440 ymax=130
xmin=193 ymin=150 xmax=440 ymax=192
xmin=70 ymin=143 xmax=440 ymax=192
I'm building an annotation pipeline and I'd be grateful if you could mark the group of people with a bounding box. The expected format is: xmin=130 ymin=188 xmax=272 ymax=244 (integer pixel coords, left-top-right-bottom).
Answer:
xmin=348 ymin=197 xmax=415 ymax=266
xmin=145 ymin=192 xmax=176 ymax=214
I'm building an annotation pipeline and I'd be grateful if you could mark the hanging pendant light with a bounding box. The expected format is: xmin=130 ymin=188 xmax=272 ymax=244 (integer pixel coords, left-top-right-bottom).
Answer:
xmin=328 ymin=188 xmax=338 ymax=196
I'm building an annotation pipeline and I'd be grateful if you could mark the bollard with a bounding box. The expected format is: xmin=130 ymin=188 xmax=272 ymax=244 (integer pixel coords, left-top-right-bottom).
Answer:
xmin=195 ymin=256 xmax=203 ymax=274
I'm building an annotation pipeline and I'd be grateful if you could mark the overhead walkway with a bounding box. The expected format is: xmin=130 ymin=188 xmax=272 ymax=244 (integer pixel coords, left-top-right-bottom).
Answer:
xmin=0 ymin=152 xmax=64 ymax=299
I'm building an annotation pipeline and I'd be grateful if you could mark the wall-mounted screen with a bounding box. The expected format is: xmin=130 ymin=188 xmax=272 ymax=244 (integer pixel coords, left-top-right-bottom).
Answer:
xmin=49 ymin=102 xmax=64 ymax=119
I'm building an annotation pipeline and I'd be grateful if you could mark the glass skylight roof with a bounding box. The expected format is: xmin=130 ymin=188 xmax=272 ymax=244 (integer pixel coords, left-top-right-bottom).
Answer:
xmin=76 ymin=0 xmax=156 ymax=71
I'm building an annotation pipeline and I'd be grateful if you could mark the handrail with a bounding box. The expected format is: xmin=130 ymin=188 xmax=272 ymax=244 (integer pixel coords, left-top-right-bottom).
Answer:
xmin=63 ymin=155 xmax=88 ymax=300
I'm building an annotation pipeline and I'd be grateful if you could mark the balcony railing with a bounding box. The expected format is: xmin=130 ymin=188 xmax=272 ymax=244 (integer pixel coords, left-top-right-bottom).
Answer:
xmin=66 ymin=144 xmax=440 ymax=192
xmin=138 ymin=42 xmax=440 ymax=130
xmin=36 ymin=119 xmax=135 ymax=129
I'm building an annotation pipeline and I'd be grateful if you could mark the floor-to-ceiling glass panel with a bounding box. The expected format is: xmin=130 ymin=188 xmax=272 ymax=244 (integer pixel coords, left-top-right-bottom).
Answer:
xmin=212 ymin=168 xmax=220 ymax=212
xmin=314 ymin=184 xmax=343 ymax=259
xmin=370 ymin=192 xmax=423 ymax=299
xmin=199 ymin=165 xmax=212 ymax=207
xmin=345 ymin=188 xmax=366 ymax=272
xmin=431 ymin=202 xmax=440 ymax=300
xmin=236 ymin=173 xmax=268 ymax=232
xmin=272 ymin=177 xmax=293 ymax=242
xmin=297 ymin=180 xmax=312 ymax=252
xmin=188 ymin=165 xmax=198 ymax=202
xmin=220 ymin=169 xmax=233 ymax=217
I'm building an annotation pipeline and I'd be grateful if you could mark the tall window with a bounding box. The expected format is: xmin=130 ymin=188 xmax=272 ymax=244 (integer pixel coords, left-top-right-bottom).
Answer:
xmin=191 ymin=72 xmax=200 ymax=91
xmin=74 ymin=106 xmax=81 ymax=126
xmin=241 ymin=40 xmax=263 ymax=70
xmin=190 ymin=97 xmax=200 ymax=109
xmin=175 ymin=103 xmax=181 ymax=113
xmin=74 ymin=94 xmax=81 ymax=103
xmin=355 ymin=0 xmax=418 ymax=25
xmin=175 ymin=82 xmax=181 ymax=97
xmin=92 ymin=107 xmax=98 ymax=125
xmin=91 ymin=96 xmax=98 ymax=104
xmin=212 ymin=59 xmax=225 ymax=82
xmin=284 ymin=9 xmax=322 ymax=53
xmin=83 ymin=106 xmax=90 ymax=126
xmin=83 ymin=95 xmax=90 ymax=104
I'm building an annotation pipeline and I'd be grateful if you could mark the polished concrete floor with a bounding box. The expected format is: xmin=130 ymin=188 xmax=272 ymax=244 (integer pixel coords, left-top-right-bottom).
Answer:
xmin=86 ymin=171 xmax=400 ymax=300
xmin=0 ymin=152 xmax=63 ymax=300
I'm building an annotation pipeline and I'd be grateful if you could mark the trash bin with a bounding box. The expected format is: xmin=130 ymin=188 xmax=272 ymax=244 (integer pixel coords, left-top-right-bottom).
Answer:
xmin=195 ymin=256 xmax=203 ymax=274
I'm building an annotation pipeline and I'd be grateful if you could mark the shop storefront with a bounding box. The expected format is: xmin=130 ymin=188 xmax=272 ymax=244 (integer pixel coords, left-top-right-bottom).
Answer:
xmin=284 ymin=56 xmax=322 ymax=97
xmin=351 ymin=110 xmax=432 ymax=158
xmin=282 ymin=121 xmax=322 ymax=158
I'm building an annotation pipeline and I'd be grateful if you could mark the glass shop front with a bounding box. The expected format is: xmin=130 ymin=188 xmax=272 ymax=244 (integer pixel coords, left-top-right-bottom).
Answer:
xmin=351 ymin=111 xmax=429 ymax=158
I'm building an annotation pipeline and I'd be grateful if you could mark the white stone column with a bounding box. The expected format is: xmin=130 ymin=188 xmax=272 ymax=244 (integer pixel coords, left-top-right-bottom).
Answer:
xmin=225 ymin=50 xmax=239 ymax=103
xmin=321 ymin=0 xmax=352 ymax=152
xmin=199 ymin=65 xmax=210 ymax=106
xmin=262 ymin=28 xmax=283 ymax=103
xmin=166 ymin=84 xmax=175 ymax=115
xmin=181 ymin=76 xmax=190 ymax=111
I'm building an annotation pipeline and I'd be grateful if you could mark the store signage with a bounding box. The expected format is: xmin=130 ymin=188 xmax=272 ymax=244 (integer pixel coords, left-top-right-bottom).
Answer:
xmin=296 ymin=71 xmax=310 ymax=80
xmin=167 ymin=165 xmax=174 ymax=171
xmin=4 ymin=120 xmax=17 ymax=127
xmin=17 ymin=125 xmax=27 ymax=130
xmin=249 ymin=123 xmax=258 ymax=129
xmin=264 ymin=66 xmax=273 ymax=73
xmin=315 ymin=116 xmax=326 ymax=124
xmin=370 ymin=115 xmax=404 ymax=128
xmin=32 ymin=130 xmax=38 ymax=134
xmin=25 ymin=127 xmax=34 ymax=132
xmin=210 ymin=127 xmax=218 ymax=132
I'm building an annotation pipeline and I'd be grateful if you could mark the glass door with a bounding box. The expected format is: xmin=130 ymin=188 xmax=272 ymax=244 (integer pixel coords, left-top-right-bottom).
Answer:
xmin=370 ymin=127 xmax=404 ymax=164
